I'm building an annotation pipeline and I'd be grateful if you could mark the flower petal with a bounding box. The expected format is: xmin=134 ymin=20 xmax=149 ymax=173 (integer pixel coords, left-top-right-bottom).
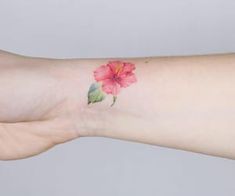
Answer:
xmin=102 ymin=79 xmax=121 ymax=95
xmin=118 ymin=73 xmax=137 ymax=88
xmin=94 ymin=65 xmax=112 ymax=81
xmin=107 ymin=61 xmax=123 ymax=74
xmin=122 ymin=62 xmax=136 ymax=74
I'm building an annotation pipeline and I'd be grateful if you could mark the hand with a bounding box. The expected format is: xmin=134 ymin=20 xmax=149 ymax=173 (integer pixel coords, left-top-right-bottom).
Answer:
xmin=0 ymin=55 xmax=88 ymax=160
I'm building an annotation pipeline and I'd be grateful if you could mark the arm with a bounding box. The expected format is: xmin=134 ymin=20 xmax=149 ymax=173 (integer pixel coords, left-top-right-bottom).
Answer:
xmin=0 ymin=50 xmax=234 ymax=160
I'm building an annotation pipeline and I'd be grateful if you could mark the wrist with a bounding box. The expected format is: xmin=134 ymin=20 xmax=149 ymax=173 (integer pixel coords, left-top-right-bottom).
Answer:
xmin=48 ymin=59 xmax=108 ymax=137
xmin=49 ymin=58 xmax=148 ymax=140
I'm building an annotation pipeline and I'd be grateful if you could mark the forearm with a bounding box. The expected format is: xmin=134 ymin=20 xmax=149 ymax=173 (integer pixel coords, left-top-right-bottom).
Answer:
xmin=52 ymin=54 xmax=235 ymax=159
xmin=1 ymin=51 xmax=235 ymax=159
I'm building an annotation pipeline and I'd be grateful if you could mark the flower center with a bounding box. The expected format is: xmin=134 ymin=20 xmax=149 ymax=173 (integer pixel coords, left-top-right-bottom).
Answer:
xmin=112 ymin=73 xmax=122 ymax=83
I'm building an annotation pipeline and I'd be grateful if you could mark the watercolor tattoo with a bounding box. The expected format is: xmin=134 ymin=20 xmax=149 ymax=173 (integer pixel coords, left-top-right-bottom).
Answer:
xmin=88 ymin=61 xmax=137 ymax=106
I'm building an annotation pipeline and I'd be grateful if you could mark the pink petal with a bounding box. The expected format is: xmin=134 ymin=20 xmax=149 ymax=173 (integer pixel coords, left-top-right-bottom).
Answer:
xmin=94 ymin=65 xmax=112 ymax=82
xmin=107 ymin=61 xmax=123 ymax=73
xmin=118 ymin=73 xmax=137 ymax=88
xmin=102 ymin=79 xmax=121 ymax=95
xmin=121 ymin=62 xmax=136 ymax=74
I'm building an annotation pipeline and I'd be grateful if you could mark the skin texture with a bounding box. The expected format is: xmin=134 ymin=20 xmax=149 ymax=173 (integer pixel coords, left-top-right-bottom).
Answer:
xmin=0 ymin=50 xmax=235 ymax=160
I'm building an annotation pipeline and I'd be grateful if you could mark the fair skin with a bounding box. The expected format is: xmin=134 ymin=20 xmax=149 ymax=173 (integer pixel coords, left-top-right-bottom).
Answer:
xmin=0 ymin=50 xmax=235 ymax=160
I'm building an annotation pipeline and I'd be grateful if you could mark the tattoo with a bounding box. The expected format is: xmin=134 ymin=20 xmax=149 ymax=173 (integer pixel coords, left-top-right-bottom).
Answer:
xmin=88 ymin=61 xmax=137 ymax=106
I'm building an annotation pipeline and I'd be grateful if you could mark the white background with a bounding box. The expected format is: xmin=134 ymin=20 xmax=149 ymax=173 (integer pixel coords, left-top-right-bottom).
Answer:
xmin=0 ymin=0 xmax=235 ymax=195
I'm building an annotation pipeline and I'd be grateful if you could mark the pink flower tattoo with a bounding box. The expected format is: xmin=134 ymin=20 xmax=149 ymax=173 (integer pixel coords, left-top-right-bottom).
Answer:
xmin=88 ymin=61 xmax=137 ymax=106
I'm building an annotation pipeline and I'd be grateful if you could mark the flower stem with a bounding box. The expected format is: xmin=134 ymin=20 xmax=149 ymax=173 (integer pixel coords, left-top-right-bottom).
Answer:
xmin=111 ymin=96 xmax=117 ymax=107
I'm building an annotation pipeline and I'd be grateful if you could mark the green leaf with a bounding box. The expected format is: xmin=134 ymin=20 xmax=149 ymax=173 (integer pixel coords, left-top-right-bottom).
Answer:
xmin=88 ymin=83 xmax=105 ymax=104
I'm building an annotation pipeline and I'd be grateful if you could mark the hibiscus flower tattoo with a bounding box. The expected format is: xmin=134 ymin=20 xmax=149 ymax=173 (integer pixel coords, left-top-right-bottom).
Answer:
xmin=88 ymin=61 xmax=137 ymax=106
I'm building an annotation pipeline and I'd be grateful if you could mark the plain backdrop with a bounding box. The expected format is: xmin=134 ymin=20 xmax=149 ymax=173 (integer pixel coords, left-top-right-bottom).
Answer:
xmin=0 ymin=0 xmax=235 ymax=195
